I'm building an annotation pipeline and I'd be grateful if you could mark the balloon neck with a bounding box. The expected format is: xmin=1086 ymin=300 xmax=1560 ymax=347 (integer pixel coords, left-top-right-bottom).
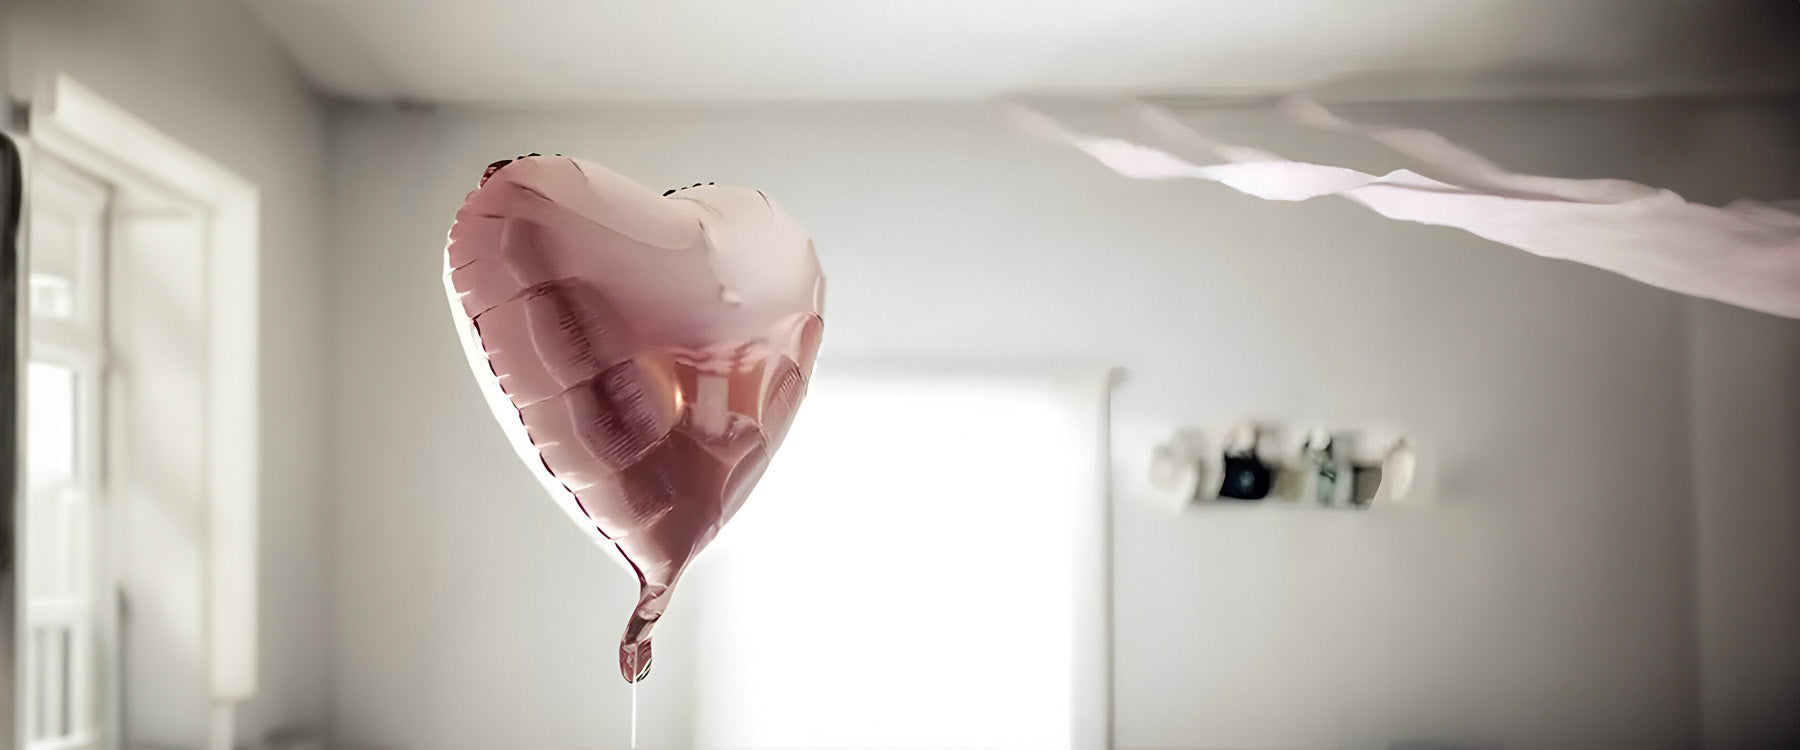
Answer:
xmin=619 ymin=582 xmax=669 ymax=683
xmin=620 ymin=637 xmax=653 ymax=683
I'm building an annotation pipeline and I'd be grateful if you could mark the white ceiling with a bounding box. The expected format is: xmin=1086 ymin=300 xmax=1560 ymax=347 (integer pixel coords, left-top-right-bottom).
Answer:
xmin=244 ymin=0 xmax=1800 ymax=104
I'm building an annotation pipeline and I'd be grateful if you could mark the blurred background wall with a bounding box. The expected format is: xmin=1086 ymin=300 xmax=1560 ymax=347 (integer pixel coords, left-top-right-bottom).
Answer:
xmin=0 ymin=1 xmax=1795 ymax=748
xmin=324 ymin=98 xmax=1800 ymax=748
xmin=1690 ymin=302 xmax=1800 ymax=749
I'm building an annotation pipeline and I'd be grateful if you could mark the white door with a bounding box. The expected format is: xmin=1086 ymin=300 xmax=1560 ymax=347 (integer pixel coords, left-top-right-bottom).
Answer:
xmin=22 ymin=154 xmax=110 ymax=750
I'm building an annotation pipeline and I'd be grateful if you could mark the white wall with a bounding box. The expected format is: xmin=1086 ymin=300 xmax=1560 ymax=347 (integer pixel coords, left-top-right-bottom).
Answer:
xmin=108 ymin=207 xmax=212 ymax=746
xmin=324 ymin=96 xmax=1799 ymax=748
xmin=1690 ymin=301 xmax=1800 ymax=749
xmin=1365 ymin=99 xmax=1800 ymax=750
xmin=0 ymin=2 xmax=334 ymax=746
xmin=1674 ymin=104 xmax=1800 ymax=750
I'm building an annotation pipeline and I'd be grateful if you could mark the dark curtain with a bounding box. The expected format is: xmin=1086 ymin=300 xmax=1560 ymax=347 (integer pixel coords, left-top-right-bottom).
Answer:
xmin=0 ymin=129 xmax=20 ymax=747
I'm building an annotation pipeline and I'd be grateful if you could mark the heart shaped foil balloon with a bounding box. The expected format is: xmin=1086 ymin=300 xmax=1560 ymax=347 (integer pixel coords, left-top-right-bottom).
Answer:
xmin=443 ymin=154 xmax=824 ymax=682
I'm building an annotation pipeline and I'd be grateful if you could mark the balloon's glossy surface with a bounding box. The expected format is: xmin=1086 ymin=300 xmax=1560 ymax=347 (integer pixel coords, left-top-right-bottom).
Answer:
xmin=444 ymin=155 xmax=824 ymax=682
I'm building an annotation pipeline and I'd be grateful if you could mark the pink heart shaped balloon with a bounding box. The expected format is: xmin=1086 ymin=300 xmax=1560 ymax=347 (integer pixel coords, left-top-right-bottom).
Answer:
xmin=443 ymin=155 xmax=824 ymax=682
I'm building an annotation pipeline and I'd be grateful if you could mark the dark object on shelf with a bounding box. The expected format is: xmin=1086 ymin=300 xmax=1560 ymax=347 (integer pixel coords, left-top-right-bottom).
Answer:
xmin=1217 ymin=451 xmax=1273 ymax=500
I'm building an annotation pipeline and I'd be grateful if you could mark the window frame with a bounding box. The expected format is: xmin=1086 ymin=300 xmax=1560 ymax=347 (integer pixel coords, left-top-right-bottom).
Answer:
xmin=21 ymin=149 xmax=110 ymax=750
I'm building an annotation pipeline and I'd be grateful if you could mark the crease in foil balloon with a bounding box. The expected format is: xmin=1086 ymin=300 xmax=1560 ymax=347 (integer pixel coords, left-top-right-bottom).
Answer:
xmin=444 ymin=154 xmax=824 ymax=683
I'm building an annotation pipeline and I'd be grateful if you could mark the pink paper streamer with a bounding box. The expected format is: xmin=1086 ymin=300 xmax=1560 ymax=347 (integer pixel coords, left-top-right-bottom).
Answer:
xmin=1021 ymin=99 xmax=1800 ymax=319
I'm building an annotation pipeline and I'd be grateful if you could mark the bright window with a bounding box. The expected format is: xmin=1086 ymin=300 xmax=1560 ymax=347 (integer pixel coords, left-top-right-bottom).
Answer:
xmin=24 ymin=153 xmax=109 ymax=750
xmin=683 ymin=370 xmax=1109 ymax=749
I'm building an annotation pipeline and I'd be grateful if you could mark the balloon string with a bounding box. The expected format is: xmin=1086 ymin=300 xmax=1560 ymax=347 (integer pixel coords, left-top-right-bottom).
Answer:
xmin=630 ymin=680 xmax=639 ymax=749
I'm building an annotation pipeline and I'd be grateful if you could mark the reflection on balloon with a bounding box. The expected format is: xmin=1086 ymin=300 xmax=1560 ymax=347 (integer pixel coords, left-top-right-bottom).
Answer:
xmin=443 ymin=154 xmax=824 ymax=682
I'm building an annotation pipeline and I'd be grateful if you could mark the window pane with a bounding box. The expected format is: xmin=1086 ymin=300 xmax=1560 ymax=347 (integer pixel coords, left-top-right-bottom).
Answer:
xmin=31 ymin=627 xmax=46 ymax=739
xmin=28 ymin=273 xmax=76 ymax=320
xmin=57 ymin=626 xmax=73 ymax=738
xmin=27 ymin=156 xmax=109 ymax=325
xmin=26 ymin=361 xmax=78 ymax=490
xmin=27 ymin=489 xmax=86 ymax=599
xmin=688 ymin=374 xmax=1094 ymax=748
xmin=27 ymin=208 xmax=80 ymax=322
xmin=26 ymin=624 xmax=73 ymax=741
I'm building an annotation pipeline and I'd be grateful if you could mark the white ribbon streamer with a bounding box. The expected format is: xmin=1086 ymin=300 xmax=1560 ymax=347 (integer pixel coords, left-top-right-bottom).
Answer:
xmin=1019 ymin=99 xmax=1800 ymax=319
